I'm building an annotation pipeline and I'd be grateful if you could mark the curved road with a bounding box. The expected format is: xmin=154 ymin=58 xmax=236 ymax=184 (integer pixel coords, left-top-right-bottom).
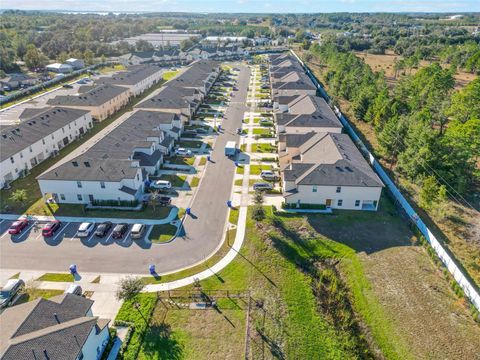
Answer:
xmin=0 ymin=65 xmax=250 ymax=275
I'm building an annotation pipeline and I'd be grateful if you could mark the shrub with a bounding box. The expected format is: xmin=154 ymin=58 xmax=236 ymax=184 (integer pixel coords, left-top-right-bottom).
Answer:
xmin=282 ymin=202 xmax=327 ymax=210
xmin=252 ymin=205 xmax=266 ymax=221
xmin=91 ymin=199 xmax=139 ymax=207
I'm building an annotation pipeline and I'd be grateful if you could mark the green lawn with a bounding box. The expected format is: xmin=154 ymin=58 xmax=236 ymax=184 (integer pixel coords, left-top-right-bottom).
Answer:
xmin=177 ymin=140 xmax=205 ymax=149
xmin=159 ymin=174 xmax=187 ymax=187
xmin=228 ymin=208 xmax=239 ymax=225
xmin=163 ymin=70 xmax=180 ymax=81
xmin=252 ymin=128 xmax=275 ymax=137
xmin=164 ymin=156 xmax=195 ymax=166
xmin=251 ymin=143 xmax=277 ymax=153
xmin=198 ymin=157 xmax=207 ymax=166
xmin=25 ymin=200 xmax=173 ymax=219
xmin=16 ymin=289 xmax=65 ymax=305
xmin=149 ymin=223 xmax=178 ymax=243
xmin=190 ymin=176 xmax=200 ymax=188
xmin=37 ymin=273 xmax=74 ymax=282
xmin=250 ymin=164 xmax=274 ymax=175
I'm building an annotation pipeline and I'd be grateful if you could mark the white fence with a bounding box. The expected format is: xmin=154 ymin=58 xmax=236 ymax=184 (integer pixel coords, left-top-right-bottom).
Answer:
xmin=290 ymin=49 xmax=480 ymax=311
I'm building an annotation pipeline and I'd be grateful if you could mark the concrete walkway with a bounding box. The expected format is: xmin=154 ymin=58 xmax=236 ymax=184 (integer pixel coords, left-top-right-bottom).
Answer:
xmin=0 ymin=207 xmax=178 ymax=225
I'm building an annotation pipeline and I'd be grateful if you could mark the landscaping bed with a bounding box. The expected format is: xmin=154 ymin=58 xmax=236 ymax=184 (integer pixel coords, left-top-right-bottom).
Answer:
xmin=149 ymin=223 xmax=178 ymax=243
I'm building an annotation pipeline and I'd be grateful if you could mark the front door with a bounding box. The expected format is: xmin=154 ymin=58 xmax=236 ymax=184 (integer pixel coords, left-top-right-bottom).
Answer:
xmin=89 ymin=194 xmax=94 ymax=203
xmin=326 ymin=199 xmax=332 ymax=207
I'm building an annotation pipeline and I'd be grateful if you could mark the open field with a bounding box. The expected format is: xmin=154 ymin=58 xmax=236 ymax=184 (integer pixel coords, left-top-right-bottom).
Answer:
xmin=119 ymin=202 xmax=480 ymax=359
xmin=304 ymin=55 xmax=480 ymax=287
xmin=354 ymin=50 xmax=478 ymax=89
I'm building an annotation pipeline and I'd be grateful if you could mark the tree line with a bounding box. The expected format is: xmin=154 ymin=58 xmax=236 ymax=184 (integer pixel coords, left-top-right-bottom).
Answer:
xmin=308 ymin=43 xmax=479 ymax=203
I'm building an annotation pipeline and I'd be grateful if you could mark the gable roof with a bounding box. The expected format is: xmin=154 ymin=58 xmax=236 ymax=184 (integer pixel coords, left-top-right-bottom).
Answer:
xmin=47 ymin=84 xmax=129 ymax=107
xmin=96 ymin=64 xmax=163 ymax=87
xmin=0 ymin=294 xmax=107 ymax=360
xmin=0 ymin=107 xmax=90 ymax=162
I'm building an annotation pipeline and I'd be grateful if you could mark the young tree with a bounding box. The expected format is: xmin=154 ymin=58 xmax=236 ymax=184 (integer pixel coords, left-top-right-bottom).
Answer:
xmin=9 ymin=189 xmax=27 ymax=207
xmin=419 ymin=176 xmax=439 ymax=210
xmin=116 ymin=276 xmax=144 ymax=301
xmin=252 ymin=205 xmax=266 ymax=222
xmin=24 ymin=44 xmax=45 ymax=70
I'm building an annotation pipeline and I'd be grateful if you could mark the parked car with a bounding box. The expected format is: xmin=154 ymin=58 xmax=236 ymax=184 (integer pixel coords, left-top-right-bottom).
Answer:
xmin=259 ymin=119 xmax=272 ymax=126
xmin=77 ymin=222 xmax=95 ymax=238
xmin=8 ymin=218 xmax=29 ymax=235
xmin=253 ymin=182 xmax=274 ymax=191
xmin=195 ymin=128 xmax=208 ymax=134
xmin=95 ymin=221 xmax=112 ymax=237
xmin=260 ymin=170 xmax=279 ymax=181
xmin=131 ymin=224 xmax=146 ymax=239
xmin=0 ymin=279 xmax=24 ymax=309
xmin=42 ymin=220 xmax=62 ymax=237
xmin=112 ymin=223 xmax=129 ymax=239
xmin=152 ymin=180 xmax=172 ymax=190
xmin=176 ymin=148 xmax=193 ymax=157
xmin=62 ymin=84 xmax=73 ymax=89
xmin=158 ymin=196 xmax=172 ymax=206
xmin=65 ymin=284 xmax=82 ymax=296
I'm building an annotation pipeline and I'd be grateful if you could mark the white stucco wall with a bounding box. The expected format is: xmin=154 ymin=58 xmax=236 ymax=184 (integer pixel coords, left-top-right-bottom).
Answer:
xmin=38 ymin=170 xmax=143 ymax=204
xmin=1 ymin=112 xmax=93 ymax=188
xmin=77 ymin=325 xmax=110 ymax=360
xmin=285 ymin=184 xmax=382 ymax=211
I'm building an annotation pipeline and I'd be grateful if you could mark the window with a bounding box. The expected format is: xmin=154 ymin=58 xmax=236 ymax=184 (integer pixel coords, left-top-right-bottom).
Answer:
xmin=10 ymin=157 xmax=14 ymax=164
xmin=355 ymin=200 xmax=360 ymax=207
xmin=312 ymin=186 xmax=317 ymax=192
xmin=42 ymin=139 xmax=45 ymax=145
xmin=60 ymin=194 xmax=66 ymax=200
xmin=136 ymin=174 xmax=140 ymax=180
xmin=51 ymin=134 xmax=54 ymax=139
xmin=77 ymin=194 xmax=82 ymax=201
xmin=29 ymin=146 xmax=33 ymax=153
xmin=77 ymin=181 xmax=82 ymax=188
xmin=337 ymin=199 xmax=343 ymax=206
xmin=100 ymin=181 xmax=105 ymax=189
xmin=336 ymin=186 xmax=341 ymax=193
xmin=62 ymin=128 xmax=65 ymax=133
xmin=19 ymin=152 xmax=23 ymax=158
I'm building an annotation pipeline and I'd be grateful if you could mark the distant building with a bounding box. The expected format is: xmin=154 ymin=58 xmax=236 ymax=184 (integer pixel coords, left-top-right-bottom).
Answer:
xmin=0 ymin=107 xmax=92 ymax=188
xmin=0 ymin=73 xmax=38 ymax=90
xmin=65 ymin=58 xmax=85 ymax=70
xmin=204 ymin=36 xmax=249 ymax=44
xmin=0 ymin=293 xmax=110 ymax=360
xmin=46 ymin=63 xmax=74 ymax=73
xmin=114 ymin=32 xmax=201 ymax=47
xmin=47 ymin=84 xmax=131 ymax=121
xmin=96 ymin=64 xmax=164 ymax=96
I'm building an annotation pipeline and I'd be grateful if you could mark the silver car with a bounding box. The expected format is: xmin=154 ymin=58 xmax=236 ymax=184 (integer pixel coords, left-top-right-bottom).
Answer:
xmin=0 ymin=279 xmax=24 ymax=309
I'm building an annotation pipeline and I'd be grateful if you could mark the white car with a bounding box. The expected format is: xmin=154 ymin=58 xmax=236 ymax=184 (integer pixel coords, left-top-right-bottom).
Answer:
xmin=176 ymin=148 xmax=193 ymax=157
xmin=260 ymin=170 xmax=279 ymax=181
xmin=152 ymin=180 xmax=172 ymax=190
xmin=77 ymin=222 xmax=95 ymax=238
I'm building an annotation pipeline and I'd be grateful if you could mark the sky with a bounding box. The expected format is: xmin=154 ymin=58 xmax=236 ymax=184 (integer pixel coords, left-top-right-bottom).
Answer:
xmin=1 ymin=0 xmax=480 ymax=13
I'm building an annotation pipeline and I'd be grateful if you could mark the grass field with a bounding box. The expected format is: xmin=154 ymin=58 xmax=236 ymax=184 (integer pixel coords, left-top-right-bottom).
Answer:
xmin=251 ymin=143 xmax=276 ymax=153
xmin=149 ymin=223 xmax=178 ymax=243
xmin=37 ymin=273 xmax=74 ymax=282
xmin=16 ymin=288 xmax=64 ymax=305
xmin=163 ymin=70 xmax=180 ymax=81
xmin=354 ymin=50 xmax=477 ymax=89
xmin=132 ymin=200 xmax=480 ymax=359
xmin=159 ymin=174 xmax=187 ymax=188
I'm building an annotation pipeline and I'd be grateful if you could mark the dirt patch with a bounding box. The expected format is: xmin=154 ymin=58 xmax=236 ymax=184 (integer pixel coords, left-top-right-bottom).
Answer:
xmin=360 ymin=246 xmax=480 ymax=359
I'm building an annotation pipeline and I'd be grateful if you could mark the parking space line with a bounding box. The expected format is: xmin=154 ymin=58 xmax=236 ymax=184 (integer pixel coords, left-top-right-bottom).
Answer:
xmin=52 ymin=222 xmax=70 ymax=242
xmin=15 ymin=221 xmax=38 ymax=241
xmin=85 ymin=229 xmax=97 ymax=244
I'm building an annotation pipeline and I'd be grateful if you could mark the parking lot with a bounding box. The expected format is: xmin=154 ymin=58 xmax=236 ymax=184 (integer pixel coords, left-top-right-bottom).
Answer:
xmin=0 ymin=219 xmax=152 ymax=249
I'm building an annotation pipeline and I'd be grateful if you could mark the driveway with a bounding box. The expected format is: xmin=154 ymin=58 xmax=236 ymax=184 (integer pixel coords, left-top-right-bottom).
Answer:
xmin=0 ymin=64 xmax=250 ymax=275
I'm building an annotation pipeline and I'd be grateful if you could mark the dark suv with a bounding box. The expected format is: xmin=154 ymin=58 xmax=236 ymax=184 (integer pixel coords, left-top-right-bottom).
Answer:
xmin=158 ymin=196 xmax=172 ymax=206
xmin=95 ymin=222 xmax=112 ymax=237
xmin=112 ymin=223 xmax=129 ymax=239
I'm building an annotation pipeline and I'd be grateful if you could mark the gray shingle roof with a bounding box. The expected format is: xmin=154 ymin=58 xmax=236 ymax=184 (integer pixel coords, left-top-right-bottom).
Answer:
xmin=38 ymin=110 xmax=174 ymax=182
xmin=47 ymin=84 xmax=129 ymax=107
xmin=0 ymin=294 xmax=108 ymax=360
xmin=136 ymin=85 xmax=197 ymax=110
xmin=0 ymin=107 xmax=90 ymax=162
xmin=283 ymin=133 xmax=383 ymax=187
xmin=96 ymin=64 xmax=163 ymax=86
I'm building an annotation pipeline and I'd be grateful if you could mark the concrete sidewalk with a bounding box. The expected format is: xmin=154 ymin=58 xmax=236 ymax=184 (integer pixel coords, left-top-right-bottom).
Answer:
xmin=0 ymin=207 xmax=178 ymax=225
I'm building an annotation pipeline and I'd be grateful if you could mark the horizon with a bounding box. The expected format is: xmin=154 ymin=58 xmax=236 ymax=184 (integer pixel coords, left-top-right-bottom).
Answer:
xmin=1 ymin=0 xmax=480 ymax=14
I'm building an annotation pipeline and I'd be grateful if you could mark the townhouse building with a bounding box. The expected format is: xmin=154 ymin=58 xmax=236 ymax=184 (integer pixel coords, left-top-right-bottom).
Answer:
xmin=96 ymin=64 xmax=164 ymax=96
xmin=0 ymin=107 xmax=92 ymax=188
xmin=47 ymin=84 xmax=131 ymax=121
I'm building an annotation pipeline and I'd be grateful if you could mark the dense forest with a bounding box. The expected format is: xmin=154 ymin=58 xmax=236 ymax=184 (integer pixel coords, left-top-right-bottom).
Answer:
xmin=306 ymin=42 xmax=479 ymax=213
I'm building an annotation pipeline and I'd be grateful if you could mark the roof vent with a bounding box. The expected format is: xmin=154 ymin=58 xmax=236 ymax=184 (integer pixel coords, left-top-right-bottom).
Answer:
xmin=54 ymin=313 xmax=60 ymax=324
xmin=84 ymin=161 xmax=91 ymax=167
xmin=345 ymin=166 xmax=353 ymax=172
xmin=72 ymin=161 xmax=78 ymax=167
xmin=335 ymin=166 xmax=344 ymax=172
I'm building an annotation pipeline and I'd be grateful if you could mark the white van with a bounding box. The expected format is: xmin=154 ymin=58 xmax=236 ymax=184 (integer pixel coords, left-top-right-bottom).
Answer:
xmin=152 ymin=180 xmax=172 ymax=189
xmin=65 ymin=284 xmax=82 ymax=296
xmin=131 ymin=224 xmax=146 ymax=239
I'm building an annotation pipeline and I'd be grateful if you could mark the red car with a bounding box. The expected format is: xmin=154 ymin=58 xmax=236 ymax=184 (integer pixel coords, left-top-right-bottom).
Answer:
xmin=8 ymin=219 xmax=29 ymax=235
xmin=42 ymin=221 xmax=62 ymax=237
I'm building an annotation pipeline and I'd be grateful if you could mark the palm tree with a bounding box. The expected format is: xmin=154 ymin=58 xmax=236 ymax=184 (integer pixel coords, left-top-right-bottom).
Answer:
xmin=9 ymin=189 xmax=28 ymax=207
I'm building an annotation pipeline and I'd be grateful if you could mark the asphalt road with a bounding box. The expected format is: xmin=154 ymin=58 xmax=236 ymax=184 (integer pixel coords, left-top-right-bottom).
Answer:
xmin=0 ymin=64 xmax=250 ymax=275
